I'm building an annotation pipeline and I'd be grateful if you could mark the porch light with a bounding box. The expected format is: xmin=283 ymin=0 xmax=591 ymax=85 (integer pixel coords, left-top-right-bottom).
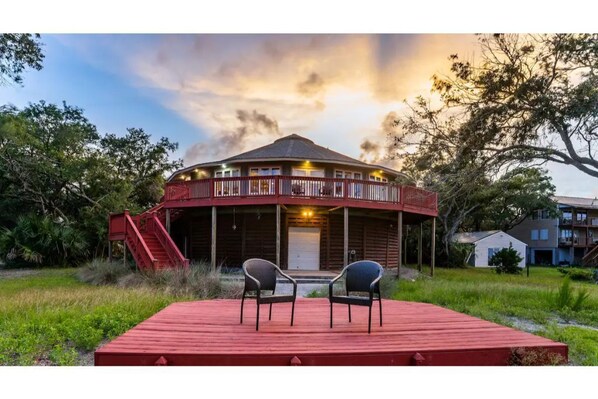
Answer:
xmin=302 ymin=209 xmax=314 ymax=218
xmin=222 ymin=163 xmax=227 ymax=168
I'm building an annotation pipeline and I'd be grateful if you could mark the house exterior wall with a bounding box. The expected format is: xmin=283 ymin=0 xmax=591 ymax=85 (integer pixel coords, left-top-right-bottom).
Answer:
xmin=507 ymin=217 xmax=559 ymax=258
xmin=170 ymin=205 xmax=400 ymax=270
xmin=473 ymin=232 xmax=527 ymax=268
xmin=187 ymin=161 xmax=392 ymax=182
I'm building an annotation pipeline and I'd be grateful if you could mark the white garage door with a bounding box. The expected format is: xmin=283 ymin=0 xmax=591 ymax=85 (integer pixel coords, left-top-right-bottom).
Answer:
xmin=288 ymin=227 xmax=321 ymax=270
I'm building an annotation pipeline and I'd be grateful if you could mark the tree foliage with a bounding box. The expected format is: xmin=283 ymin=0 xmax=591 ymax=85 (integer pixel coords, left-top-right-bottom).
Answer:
xmin=409 ymin=34 xmax=598 ymax=178
xmin=392 ymin=34 xmax=571 ymax=265
xmin=0 ymin=101 xmax=182 ymax=265
xmin=0 ymin=34 xmax=44 ymax=85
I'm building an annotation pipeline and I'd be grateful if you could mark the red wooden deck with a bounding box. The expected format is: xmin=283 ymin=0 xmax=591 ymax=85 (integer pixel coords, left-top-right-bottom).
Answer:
xmin=94 ymin=299 xmax=567 ymax=366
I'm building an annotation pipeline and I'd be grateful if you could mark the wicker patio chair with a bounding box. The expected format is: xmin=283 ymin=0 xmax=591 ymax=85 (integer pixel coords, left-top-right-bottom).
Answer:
xmin=241 ymin=258 xmax=298 ymax=331
xmin=329 ymin=260 xmax=383 ymax=334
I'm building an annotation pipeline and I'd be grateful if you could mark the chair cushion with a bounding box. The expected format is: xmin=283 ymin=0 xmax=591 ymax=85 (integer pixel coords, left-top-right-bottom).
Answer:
xmin=329 ymin=295 xmax=372 ymax=306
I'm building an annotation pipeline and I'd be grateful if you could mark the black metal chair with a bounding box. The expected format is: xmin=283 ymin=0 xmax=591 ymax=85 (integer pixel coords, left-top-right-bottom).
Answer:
xmin=241 ymin=258 xmax=297 ymax=331
xmin=329 ymin=260 xmax=384 ymax=334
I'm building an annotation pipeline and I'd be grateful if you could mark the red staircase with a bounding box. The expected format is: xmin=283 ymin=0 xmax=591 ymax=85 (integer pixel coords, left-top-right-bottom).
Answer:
xmin=108 ymin=207 xmax=189 ymax=270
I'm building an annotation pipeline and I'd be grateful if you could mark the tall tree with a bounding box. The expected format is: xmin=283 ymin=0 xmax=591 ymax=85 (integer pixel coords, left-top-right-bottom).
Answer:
xmin=427 ymin=34 xmax=598 ymax=178
xmin=100 ymin=128 xmax=183 ymax=208
xmin=0 ymin=34 xmax=44 ymax=85
xmin=0 ymin=101 xmax=181 ymax=264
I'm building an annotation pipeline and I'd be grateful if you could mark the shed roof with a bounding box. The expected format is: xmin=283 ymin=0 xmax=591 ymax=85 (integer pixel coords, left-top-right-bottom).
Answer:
xmin=452 ymin=230 xmax=502 ymax=244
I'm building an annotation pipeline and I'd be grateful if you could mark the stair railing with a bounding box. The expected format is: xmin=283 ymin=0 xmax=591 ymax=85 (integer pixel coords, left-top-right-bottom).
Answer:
xmin=145 ymin=212 xmax=189 ymax=268
xmin=123 ymin=210 xmax=159 ymax=270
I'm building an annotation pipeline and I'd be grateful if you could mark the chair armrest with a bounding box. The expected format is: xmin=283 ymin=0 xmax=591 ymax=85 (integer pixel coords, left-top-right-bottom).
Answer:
xmin=369 ymin=272 xmax=383 ymax=300
xmin=243 ymin=271 xmax=262 ymax=296
xmin=278 ymin=270 xmax=298 ymax=297
xmin=329 ymin=267 xmax=348 ymax=298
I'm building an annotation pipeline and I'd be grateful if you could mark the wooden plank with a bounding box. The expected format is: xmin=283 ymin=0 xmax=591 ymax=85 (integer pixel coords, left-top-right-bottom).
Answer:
xmin=397 ymin=211 xmax=402 ymax=279
xmin=211 ymin=206 xmax=217 ymax=270
xmin=95 ymin=299 xmax=567 ymax=366
xmin=431 ymin=217 xmax=436 ymax=277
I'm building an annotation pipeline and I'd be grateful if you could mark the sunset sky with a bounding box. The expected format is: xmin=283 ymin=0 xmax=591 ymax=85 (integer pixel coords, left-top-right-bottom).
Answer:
xmin=1 ymin=34 xmax=596 ymax=197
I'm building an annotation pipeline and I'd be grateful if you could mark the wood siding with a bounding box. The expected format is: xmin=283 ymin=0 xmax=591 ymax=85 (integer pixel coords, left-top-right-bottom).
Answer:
xmin=175 ymin=207 xmax=399 ymax=270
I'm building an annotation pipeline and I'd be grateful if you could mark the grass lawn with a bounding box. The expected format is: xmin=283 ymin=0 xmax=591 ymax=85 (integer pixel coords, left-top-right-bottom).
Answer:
xmin=392 ymin=266 xmax=598 ymax=365
xmin=0 ymin=268 xmax=189 ymax=365
xmin=1 ymin=266 xmax=597 ymax=366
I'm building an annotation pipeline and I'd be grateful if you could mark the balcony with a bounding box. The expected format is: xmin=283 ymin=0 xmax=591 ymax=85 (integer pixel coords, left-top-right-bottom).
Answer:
xmin=559 ymin=236 xmax=598 ymax=247
xmin=164 ymin=176 xmax=438 ymax=215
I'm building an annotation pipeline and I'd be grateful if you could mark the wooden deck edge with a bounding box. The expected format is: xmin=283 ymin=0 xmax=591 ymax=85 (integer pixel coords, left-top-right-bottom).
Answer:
xmin=95 ymin=344 xmax=568 ymax=366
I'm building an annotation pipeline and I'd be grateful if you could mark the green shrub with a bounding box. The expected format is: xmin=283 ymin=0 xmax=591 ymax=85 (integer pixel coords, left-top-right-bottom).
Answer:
xmin=489 ymin=244 xmax=523 ymax=274
xmin=557 ymin=267 xmax=595 ymax=282
xmin=448 ymin=243 xmax=473 ymax=268
xmin=552 ymin=277 xmax=589 ymax=312
xmin=77 ymin=259 xmax=132 ymax=285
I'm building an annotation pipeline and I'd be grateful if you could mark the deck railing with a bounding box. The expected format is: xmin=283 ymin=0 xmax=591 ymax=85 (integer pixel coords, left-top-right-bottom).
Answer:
xmin=143 ymin=212 xmax=189 ymax=268
xmin=123 ymin=211 xmax=158 ymax=270
xmin=164 ymin=176 xmax=437 ymax=211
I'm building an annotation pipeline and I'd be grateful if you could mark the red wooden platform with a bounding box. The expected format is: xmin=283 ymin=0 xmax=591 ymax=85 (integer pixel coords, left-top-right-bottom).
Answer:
xmin=94 ymin=299 xmax=567 ymax=366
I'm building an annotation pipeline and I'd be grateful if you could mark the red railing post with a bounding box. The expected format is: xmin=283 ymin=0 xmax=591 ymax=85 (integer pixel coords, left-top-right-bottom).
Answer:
xmin=275 ymin=175 xmax=280 ymax=199
xmin=209 ymin=178 xmax=214 ymax=199
xmin=343 ymin=178 xmax=348 ymax=200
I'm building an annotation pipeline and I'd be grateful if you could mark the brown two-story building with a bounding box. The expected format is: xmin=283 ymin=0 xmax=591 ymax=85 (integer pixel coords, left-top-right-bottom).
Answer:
xmin=108 ymin=134 xmax=438 ymax=272
xmin=508 ymin=195 xmax=598 ymax=266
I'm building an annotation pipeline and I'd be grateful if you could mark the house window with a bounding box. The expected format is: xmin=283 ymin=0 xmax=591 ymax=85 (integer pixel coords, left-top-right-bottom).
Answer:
xmin=291 ymin=168 xmax=325 ymax=197
xmin=488 ymin=248 xmax=502 ymax=260
xmin=576 ymin=211 xmax=587 ymax=224
xmin=292 ymin=168 xmax=325 ymax=177
xmin=214 ymin=168 xmax=240 ymax=196
xmin=369 ymin=174 xmax=388 ymax=183
xmin=335 ymin=170 xmax=363 ymax=197
xmin=531 ymin=230 xmax=539 ymax=240
xmin=249 ymin=167 xmax=281 ymax=195
xmin=532 ymin=209 xmax=551 ymax=220
xmin=561 ymin=210 xmax=572 ymax=223
xmin=335 ymin=170 xmax=362 ymax=180
xmin=539 ymin=229 xmax=548 ymax=240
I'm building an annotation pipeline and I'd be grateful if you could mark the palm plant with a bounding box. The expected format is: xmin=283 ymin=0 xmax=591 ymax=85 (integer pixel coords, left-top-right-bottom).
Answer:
xmin=0 ymin=214 xmax=87 ymax=266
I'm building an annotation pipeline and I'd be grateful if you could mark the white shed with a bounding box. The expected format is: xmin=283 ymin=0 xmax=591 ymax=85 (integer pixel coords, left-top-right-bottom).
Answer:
xmin=452 ymin=230 xmax=527 ymax=268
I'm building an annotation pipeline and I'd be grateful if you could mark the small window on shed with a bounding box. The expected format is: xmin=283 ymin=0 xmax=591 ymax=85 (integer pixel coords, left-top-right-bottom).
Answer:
xmin=531 ymin=230 xmax=539 ymax=240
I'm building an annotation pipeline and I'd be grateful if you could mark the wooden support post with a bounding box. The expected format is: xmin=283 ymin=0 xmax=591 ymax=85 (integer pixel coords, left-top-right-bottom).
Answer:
xmin=431 ymin=217 xmax=436 ymax=277
xmin=343 ymin=207 xmax=349 ymax=266
xmin=276 ymin=204 xmax=281 ymax=266
xmin=211 ymin=206 xmax=217 ymax=271
xmin=165 ymin=209 xmax=171 ymax=235
xmin=184 ymin=236 xmax=188 ymax=258
xmin=108 ymin=241 xmax=113 ymax=263
xmin=417 ymin=222 xmax=423 ymax=272
xmin=403 ymin=226 xmax=408 ymax=266
xmin=397 ymin=211 xmax=403 ymax=279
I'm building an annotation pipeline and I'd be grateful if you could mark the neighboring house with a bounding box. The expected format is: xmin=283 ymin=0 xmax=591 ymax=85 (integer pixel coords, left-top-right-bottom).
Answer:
xmin=108 ymin=134 xmax=438 ymax=271
xmin=452 ymin=230 xmax=527 ymax=268
xmin=507 ymin=196 xmax=598 ymax=266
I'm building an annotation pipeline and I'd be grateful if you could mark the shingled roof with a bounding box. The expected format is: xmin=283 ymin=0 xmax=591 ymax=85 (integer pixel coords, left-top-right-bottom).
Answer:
xmin=221 ymin=134 xmax=370 ymax=166
xmin=170 ymin=134 xmax=402 ymax=180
